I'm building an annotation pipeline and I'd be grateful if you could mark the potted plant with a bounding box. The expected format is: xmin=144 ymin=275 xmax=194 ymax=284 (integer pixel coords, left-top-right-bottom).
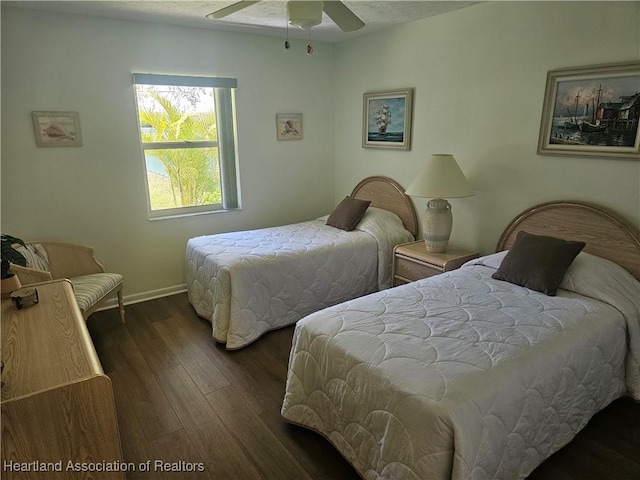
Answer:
xmin=1 ymin=234 xmax=27 ymax=298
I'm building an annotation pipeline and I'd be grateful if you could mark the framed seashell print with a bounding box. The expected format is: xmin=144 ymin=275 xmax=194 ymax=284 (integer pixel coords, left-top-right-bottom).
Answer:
xmin=32 ymin=111 xmax=82 ymax=147
xmin=276 ymin=113 xmax=303 ymax=141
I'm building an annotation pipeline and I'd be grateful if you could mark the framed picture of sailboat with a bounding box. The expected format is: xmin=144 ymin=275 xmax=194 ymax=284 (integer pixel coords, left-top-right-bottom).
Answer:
xmin=538 ymin=62 xmax=639 ymax=160
xmin=362 ymin=88 xmax=413 ymax=150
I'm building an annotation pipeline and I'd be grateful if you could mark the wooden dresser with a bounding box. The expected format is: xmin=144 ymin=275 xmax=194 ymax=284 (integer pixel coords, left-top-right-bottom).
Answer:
xmin=1 ymin=280 xmax=124 ymax=479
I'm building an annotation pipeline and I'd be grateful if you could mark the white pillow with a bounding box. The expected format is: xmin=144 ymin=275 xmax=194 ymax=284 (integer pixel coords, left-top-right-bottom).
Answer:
xmin=318 ymin=206 xmax=406 ymax=232
xmin=355 ymin=207 xmax=406 ymax=232
xmin=466 ymin=250 xmax=639 ymax=301
xmin=559 ymin=251 xmax=639 ymax=303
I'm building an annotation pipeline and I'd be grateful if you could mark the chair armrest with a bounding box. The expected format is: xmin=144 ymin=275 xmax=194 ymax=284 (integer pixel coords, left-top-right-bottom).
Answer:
xmin=38 ymin=242 xmax=105 ymax=279
xmin=9 ymin=264 xmax=53 ymax=285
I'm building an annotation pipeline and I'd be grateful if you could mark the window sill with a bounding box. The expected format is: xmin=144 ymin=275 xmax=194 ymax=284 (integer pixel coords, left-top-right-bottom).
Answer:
xmin=148 ymin=207 xmax=242 ymax=221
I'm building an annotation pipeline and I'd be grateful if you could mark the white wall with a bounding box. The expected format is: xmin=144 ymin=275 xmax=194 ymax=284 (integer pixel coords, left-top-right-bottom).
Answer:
xmin=2 ymin=2 xmax=640 ymax=302
xmin=1 ymin=7 xmax=336 ymax=300
xmin=333 ymin=1 xmax=640 ymax=255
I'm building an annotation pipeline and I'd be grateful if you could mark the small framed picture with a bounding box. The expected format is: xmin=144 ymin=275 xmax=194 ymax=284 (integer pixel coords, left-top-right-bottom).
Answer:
xmin=363 ymin=88 xmax=413 ymax=150
xmin=276 ymin=113 xmax=303 ymax=141
xmin=32 ymin=111 xmax=82 ymax=147
xmin=537 ymin=62 xmax=639 ymax=160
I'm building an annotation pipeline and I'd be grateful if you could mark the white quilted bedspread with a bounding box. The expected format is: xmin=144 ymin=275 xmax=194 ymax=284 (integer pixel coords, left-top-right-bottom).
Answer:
xmin=186 ymin=208 xmax=413 ymax=349
xmin=281 ymin=252 xmax=640 ymax=480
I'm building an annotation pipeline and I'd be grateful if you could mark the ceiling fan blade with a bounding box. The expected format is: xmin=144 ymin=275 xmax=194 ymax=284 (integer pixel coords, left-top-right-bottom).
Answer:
xmin=206 ymin=0 xmax=261 ymax=19
xmin=322 ymin=1 xmax=365 ymax=32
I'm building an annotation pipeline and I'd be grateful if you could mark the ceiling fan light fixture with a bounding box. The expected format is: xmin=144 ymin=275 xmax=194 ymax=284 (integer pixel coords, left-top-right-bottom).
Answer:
xmin=287 ymin=0 xmax=323 ymax=30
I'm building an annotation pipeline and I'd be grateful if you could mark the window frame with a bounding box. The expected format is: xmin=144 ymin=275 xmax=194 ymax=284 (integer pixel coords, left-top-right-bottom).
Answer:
xmin=132 ymin=73 xmax=240 ymax=220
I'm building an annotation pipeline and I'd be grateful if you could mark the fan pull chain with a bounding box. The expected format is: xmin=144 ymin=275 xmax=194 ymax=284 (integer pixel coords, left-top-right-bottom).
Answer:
xmin=284 ymin=17 xmax=291 ymax=50
xmin=306 ymin=29 xmax=313 ymax=55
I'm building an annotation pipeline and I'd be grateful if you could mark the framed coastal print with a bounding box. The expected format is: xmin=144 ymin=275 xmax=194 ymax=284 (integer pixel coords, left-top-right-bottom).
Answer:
xmin=537 ymin=62 xmax=640 ymax=160
xmin=32 ymin=111 xmax=82 ymax=147
xmin=362 ymin=88 xmax=413 ymax=150
xmin=276 ymin=113 xmax=303 ymax=141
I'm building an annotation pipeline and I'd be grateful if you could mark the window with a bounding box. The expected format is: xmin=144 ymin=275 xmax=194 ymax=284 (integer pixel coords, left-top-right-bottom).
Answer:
xmin=132 ymin=74 xmax=240 ymax=218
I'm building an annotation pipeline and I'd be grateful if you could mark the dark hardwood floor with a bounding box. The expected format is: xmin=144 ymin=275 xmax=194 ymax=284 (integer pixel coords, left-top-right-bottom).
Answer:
xmin=88 ymin=294 xmax=640 ymax=480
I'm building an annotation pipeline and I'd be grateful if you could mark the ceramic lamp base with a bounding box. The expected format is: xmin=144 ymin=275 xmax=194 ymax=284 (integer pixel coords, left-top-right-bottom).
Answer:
xmin=423 ymin=198 xmax=452 ymax=253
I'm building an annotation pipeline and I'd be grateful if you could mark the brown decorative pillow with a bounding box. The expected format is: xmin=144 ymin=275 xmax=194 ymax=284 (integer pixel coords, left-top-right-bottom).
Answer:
xmin=491 ymin=231 xmax=585 ymax=296
xmin=326 ymin=197 xmax=371 ymax=231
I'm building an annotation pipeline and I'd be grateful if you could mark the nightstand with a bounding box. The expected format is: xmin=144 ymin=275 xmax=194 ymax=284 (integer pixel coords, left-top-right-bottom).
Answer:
xmin=393 ymin=241 xmax=479 ymax=286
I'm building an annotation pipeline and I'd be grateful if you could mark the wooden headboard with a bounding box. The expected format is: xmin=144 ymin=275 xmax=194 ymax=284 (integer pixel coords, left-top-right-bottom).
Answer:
xmin=496 ymin=200 xmax=640 ymax=280
xmin=351 ymin=176 xmax=418 ymax=238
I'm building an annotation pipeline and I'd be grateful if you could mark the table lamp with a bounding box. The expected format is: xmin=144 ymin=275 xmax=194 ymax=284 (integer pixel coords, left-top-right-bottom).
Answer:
xmin=405 ymin=154 xmax=474 ymax=252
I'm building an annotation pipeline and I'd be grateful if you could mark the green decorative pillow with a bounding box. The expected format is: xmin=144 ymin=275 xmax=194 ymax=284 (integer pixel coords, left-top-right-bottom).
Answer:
xmin=492 ymin=231 xmax=585 ymax=296
xmin=326 ymin=197 xmax=371 ymax=231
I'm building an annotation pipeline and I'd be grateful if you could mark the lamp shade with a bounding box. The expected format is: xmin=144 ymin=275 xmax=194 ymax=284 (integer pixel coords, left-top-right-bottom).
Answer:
xmin=405 ymin=154 xmax=473 ymax=199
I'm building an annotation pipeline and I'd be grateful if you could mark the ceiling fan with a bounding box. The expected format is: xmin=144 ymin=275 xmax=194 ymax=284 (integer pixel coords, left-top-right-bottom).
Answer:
xmin=206 ymin=0 xmax=365 ymax=33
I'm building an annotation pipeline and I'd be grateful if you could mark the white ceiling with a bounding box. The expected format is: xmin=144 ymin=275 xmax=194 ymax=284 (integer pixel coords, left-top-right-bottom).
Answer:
xmin=4 ymin=1 xmax=481 ymax=43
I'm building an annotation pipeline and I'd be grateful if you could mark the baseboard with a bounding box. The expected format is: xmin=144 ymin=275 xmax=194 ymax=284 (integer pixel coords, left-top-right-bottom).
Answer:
xmin=97 ymin=284 xmax=188 ymax=311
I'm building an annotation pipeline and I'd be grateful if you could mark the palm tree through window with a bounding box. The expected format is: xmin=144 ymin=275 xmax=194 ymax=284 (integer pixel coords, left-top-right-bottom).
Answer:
xmin=133 ymin=74 xmax=239 ymax=218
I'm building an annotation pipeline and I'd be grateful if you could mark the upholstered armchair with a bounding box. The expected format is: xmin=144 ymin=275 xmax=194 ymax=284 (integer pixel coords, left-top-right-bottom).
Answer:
xmin=10 ymin=242 xmax=124 ymax=322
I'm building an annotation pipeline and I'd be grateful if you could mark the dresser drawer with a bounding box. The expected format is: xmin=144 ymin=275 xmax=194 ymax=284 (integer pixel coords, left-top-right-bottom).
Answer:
xmin=395 ymin=256 xmax=441 ymax=282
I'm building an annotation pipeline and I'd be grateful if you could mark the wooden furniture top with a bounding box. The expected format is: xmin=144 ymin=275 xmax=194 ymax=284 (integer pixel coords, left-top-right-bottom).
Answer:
xmin=395 ymin=241 xmax=478 ymax=268
xmin=496 ymin=200 xmax=640 ymax=280
xmin=351 ymin=176 xmax=418 ymax=238
xmin=1 ymin=279 xmax=104 ymax=402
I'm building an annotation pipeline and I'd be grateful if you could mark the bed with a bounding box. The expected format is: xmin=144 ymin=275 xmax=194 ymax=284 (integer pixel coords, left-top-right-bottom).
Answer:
xmin=281 ymin=200 xmax=640 ymax=480
xmin=186 ymin=176 xmax=417 ymax=349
